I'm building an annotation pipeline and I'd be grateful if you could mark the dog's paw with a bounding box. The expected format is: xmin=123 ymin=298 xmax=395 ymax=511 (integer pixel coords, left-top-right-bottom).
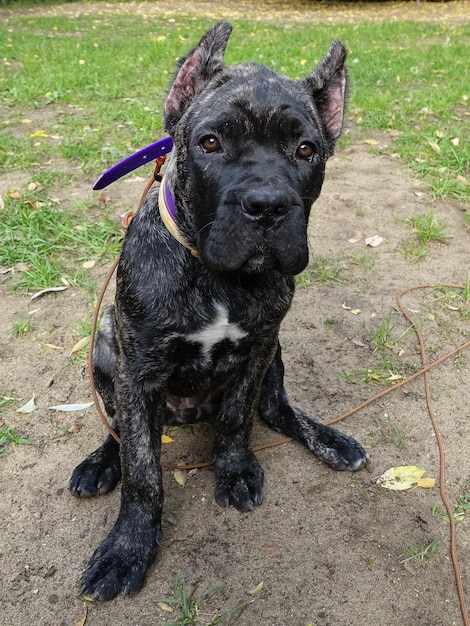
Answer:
xmin=70 ymin=448 xmax=121 ymax=497
xmin=81 ymin=522 xmax=161 ymax=601
xmin=214 ymin=450 xmax=264 ymax=512
xmin=312 ymin=424 xmax=369 ymax=471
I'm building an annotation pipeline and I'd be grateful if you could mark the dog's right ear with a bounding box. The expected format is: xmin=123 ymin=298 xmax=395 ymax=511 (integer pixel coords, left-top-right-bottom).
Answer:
xmin=164 ymin=23 xmax=232 ymax=134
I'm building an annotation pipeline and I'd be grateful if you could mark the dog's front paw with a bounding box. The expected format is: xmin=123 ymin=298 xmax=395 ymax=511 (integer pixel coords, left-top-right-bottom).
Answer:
xmin=214 ymin=449 xmax=264 ymax=512
xmin=81 ymin=520 xmax=161 ymax=601
xmin=70 ymin=447 xmax=121 ymax=497
xmin=312 ymin=423 xmax=369 ymax=471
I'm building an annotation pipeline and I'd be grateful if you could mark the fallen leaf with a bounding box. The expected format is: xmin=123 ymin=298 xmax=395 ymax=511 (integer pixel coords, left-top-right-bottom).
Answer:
xmin=73 ymin=602 xmax=88 ymax=626
xmin=70 ymin=336 xmax=90 ymax=355
xmin=45 ymin=343 xmax=64 ymax=350
xmin=427 ymin=139 xmax=440 ymax=153
xmin=365 ymin=235 xmax=384 ymax=247
xmin=248 ymin=581 xmax=264 ymax=596
xmin=363 ymin=138 xmax=379 ymax=145
xmin=161 ymin=434 xmax=174 ymax=444
xmin=417 ymin=477 xmax=436 ymax=489
xmin=342 ymin=303 xmax=352 ymax=310
xmin=377 ymin=465 xmax=426 ymax=491
xmin=29 ymin=129 xmax=48 ymax=138
xmin=49 ymin=402 xmax=94 ymax=412
xmin=350 ymin=309 xmax=361 ymax=315
xmin=155 ymin=602 xmax=174 ymax=613
xmin=260 ymin=544 xmax=280 ymax=552
xmin=67 ymin=423 xmax=81 ymax=434
xmin=30 ymin=285 xmax=68 ymax=300
xmin=173 ymin=462 xmax=188 ymax=487
xmin=17 ymin=395 xmax=36 ymax=414
xmin=387 ymin=374 xmax=403 ymax=381
xmin=82 ymin=259 xmax=96 ymax=269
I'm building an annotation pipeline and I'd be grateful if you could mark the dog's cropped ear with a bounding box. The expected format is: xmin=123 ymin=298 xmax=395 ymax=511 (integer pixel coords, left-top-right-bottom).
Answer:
xmin=164 ymin=23 xmax=233 ymax=134
xmin=300 ymin=41 xmax=348 ymax=155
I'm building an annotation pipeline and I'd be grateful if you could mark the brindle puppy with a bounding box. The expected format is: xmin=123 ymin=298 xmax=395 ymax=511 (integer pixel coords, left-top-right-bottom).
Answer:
xmin=70 ymin=23 xmax=368 ymax=600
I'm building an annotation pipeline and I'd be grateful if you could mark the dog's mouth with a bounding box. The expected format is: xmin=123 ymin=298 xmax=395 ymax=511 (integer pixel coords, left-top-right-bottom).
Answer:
xmin=196 ymin=202 xmax=310 ymax=276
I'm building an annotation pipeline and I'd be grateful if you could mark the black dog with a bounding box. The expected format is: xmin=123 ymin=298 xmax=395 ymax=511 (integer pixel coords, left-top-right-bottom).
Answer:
xmin=70 ymin=23 xmax=368 ymax=600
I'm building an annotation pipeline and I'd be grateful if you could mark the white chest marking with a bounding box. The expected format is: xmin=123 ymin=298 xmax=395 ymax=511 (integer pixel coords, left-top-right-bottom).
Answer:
xmin=187 ymin=303 xmax=248 ymax=356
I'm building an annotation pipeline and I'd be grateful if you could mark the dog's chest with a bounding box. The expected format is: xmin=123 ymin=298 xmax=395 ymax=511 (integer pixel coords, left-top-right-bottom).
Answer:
xmin=186 ymin=303 xmax=248 ymax=356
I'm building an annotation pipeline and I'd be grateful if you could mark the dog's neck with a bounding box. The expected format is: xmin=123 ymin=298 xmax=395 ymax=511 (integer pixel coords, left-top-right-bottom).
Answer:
xmin=158 ymin=177 xmax=198 ymax=257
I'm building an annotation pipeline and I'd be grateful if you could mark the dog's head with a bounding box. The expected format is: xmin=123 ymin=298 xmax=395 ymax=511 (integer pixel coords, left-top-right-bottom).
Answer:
xmin=163 ymin=23 xmax=347 ymax=275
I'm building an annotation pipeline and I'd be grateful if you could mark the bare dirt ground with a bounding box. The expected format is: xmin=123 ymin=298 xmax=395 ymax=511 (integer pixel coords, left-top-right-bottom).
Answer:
xmin=1 ymin=2 xmax=470 ymax=626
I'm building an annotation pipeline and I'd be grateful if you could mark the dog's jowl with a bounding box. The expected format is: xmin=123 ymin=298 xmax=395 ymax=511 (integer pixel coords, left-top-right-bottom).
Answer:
xmin=70 ymin=23 xmax=369 ymax=600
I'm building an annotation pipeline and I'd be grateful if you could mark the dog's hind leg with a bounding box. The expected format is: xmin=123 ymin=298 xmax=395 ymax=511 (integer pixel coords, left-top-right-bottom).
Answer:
xmin=258 ymin=344 xmax=368 ymax=471
xmin=69 ymin=306 xmax=122 ymax=497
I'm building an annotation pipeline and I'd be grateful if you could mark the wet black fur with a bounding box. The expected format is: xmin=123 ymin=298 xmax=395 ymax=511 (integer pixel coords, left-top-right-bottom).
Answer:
xmin=69 ymin=23 xmax=368 ymax=601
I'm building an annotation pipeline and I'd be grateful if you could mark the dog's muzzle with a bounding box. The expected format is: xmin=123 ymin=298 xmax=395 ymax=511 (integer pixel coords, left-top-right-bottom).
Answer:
xmin=197 ymin=185 xmax=309 ymax=275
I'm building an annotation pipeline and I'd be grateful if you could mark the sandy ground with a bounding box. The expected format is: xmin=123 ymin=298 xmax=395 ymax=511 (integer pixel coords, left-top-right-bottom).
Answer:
xmin=1 ymin=2 xmax=470 ymax=626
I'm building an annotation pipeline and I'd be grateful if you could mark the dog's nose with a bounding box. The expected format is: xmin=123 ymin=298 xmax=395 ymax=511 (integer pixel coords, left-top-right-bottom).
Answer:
xmin=242 ymin=188 xmax=289 ymax=221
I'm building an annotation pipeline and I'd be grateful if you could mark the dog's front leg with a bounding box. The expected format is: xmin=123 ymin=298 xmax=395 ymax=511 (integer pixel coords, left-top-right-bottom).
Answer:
xmin=81 ymin=373 xmax=164 ymax=601
xmin=213 ymin=336 xmax=278 ymax=512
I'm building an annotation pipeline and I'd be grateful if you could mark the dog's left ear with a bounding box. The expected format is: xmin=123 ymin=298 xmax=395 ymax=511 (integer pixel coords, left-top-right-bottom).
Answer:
xmin=300 ymin=41 xmax=348 ymax=156
xmin=164 ymin=23 xmax=233 ymax=134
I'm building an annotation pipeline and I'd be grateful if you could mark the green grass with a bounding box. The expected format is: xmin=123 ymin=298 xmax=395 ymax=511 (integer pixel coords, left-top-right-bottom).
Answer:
xmin=0 ymin=396 xmax=36 ymax=457
xmin=0 ymin=190 xmax=122 ymax=292
xmin=153 ymin=574 xmax=255 ymax=625
xmin=1 ymin=13 xmax=469 ymax=200
xmin=0 ymin=7 xmax=468 ymax=294
xmin=400 ymin=539 xmax=440 ymax=564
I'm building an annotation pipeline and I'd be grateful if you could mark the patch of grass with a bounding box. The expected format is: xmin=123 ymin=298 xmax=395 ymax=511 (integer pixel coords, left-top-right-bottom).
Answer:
xmin=153 ymin=574 xmax=254 ymax=625
xmin=348 ymin=252 xmax=376 ymax=270
xmin=0 ymin=424 xmax=36 ymax=457
xmin=297 ymin=256 xmax=346 ymax=287
xmin=1 ymin=14 xmax=467 ymax=200
xmin=406 ymin=212 xmax=448 ymax=246
xmin=368 ymin=414 xmax=411 ymax=451
xmin=0 ymin=191 xmax=121 ymax=292
xmin=399 ymin=539 xmax=439 ymax=564
xmin=5 ymin=315 xmax=35 ymax=336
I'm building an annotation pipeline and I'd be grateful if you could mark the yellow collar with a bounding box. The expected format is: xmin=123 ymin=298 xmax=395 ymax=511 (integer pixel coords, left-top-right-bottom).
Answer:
xmin=158 ymin=178 xmax=198 ymax=257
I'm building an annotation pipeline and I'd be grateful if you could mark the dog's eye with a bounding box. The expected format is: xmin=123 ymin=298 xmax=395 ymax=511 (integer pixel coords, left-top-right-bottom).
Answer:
xmin=200 ymin=136 xmax=221 ymax=153
xmin=297 ymin=142 xmax=315 ymax=161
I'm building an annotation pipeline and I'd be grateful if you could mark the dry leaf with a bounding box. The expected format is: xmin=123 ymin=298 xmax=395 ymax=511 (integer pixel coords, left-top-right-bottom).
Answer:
xmin=248 ymin=581 xmax=264 ymax=596
xmin=377 ymin=465 xmax=426 ymax=491
xmin=30 ymin=285 xmax=68 ymax=300
xmin=427 ymin=139 xmax=441 ymax=153
xmin=17 ymin=395 xmax=36 ymax=414
xmin=365 ymin=235 xmax=384 ymax=247
xmin=417 ymin=477 xmax=436 ymax=489
xmin=70 ymin=336 xmax=90 ymax=355
xmin=363 ymin=138 xmax=379 ymax=145
xmin=29 ymin=129 xmax=48 ymax=138
xmin=260 ymin=544 xmax=280 ymax=552
xmin=45 ymin=343 xmax=64 ymax=350
xmin=82 ymin=260 xmax=96 ymax=269
xmin=67 ymin=423 xmax=81 ymax=434
xmin=73 ymin=602 xmax=88 ymax=626
xmin=350 ymin=309 xmax=361 ymax=315
xmin=49 ymin=402 xmax=94 ymax=412
xmin=155 ymin=602 xmax=174 ymax=613
xmin=173 ymin=463 xmax=188 ymax=487
xmin=161 ymin=434 xmax=174 ymax=444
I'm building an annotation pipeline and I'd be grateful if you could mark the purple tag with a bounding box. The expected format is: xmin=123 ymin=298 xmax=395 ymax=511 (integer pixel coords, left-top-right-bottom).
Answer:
xmin=93 ymin=136 xmax=174 ymax=190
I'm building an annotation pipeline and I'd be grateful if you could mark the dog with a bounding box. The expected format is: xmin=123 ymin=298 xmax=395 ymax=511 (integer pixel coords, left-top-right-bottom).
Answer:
xmin=70 ymin=23 xmax=368 ymax=600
